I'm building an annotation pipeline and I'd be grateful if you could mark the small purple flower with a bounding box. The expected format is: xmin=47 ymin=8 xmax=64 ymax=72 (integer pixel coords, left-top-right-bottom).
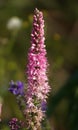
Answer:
xmin=41 ymin=101 xmax=47 ymax=112
xmin=9 ymin=118 xmax=20 ymax=130
xmin=9 ymin=81 xmax=24 ymax=95
xmin=9 ymin=118 xmax=24 ymax=130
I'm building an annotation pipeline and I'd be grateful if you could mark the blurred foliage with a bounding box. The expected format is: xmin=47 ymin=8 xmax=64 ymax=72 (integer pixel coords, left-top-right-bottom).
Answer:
xmin=0 ymin=0 xmax=78 ymax=130
xmin=47 ymin=70 xmax=78 ymax=130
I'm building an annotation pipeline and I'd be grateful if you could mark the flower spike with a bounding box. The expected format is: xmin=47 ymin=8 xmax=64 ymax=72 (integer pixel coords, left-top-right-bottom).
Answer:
xmin=24 ymin=8 xmax=51 ymax=129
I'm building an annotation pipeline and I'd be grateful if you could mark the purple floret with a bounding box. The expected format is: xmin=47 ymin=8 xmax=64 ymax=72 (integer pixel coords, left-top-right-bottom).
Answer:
xmin=41 ymin=101 xmax=47 ymax=112
xmin=9 ymin=118 xmax=24 ymax=130
xmin=9 ymin=80 xmax=24 ymax=96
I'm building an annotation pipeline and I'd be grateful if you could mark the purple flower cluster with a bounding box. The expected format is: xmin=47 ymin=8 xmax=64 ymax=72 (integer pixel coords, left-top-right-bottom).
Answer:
xmin=9 ymin=118 xmax=21 ymax=130
xmin=9 ymin=81 xmax=24 ymax=96
xmin=24 ymin=8 xmax=50 ymax=129
xmin=26 ymin=8 xmax=50 ymax=101
xmin=9 ymin=118 xmax=25 ymax=130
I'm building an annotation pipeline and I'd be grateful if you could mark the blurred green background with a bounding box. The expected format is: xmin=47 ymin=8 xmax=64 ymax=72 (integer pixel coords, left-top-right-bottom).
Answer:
xmin=0 ymin=0 xmax=78 ymax=130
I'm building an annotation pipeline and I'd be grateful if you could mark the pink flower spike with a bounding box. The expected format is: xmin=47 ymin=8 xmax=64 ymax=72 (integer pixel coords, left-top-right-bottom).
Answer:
xmin=24 ymin=8 xmax=51 ymax=129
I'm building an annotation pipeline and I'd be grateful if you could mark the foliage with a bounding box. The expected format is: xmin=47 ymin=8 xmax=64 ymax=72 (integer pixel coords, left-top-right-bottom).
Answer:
xmin=47 ymin=70 xmax=78 ymax=130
